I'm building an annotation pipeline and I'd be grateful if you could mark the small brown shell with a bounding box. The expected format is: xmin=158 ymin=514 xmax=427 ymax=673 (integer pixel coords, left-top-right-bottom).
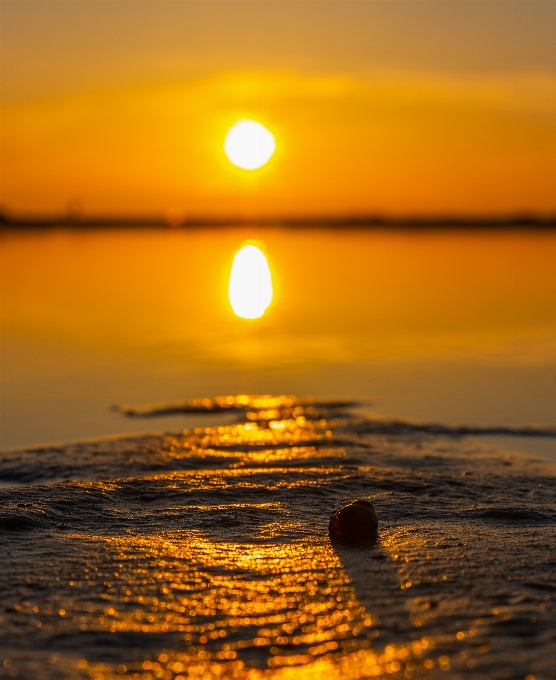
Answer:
xmin=328 ymin=499 xmax=378 ymax=545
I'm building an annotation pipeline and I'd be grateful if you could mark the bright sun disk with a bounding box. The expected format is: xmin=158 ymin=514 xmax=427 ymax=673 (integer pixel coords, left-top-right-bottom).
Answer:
xmin=224 ymin=120 xmax=276 ymax=170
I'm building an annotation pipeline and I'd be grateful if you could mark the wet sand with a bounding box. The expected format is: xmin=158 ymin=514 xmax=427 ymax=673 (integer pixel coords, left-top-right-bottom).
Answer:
xmin=1 ymin=396 xmax=555 ymax=680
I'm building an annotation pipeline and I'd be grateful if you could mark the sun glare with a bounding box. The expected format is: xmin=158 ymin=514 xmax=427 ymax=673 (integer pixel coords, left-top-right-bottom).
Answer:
xmin=228 ymin=244 xmax=273 ymax=319
xmin=224 ymin=120 xmax=276 ymax=170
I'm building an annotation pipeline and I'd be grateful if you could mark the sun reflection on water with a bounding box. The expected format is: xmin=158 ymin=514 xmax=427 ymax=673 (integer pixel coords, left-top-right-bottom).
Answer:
xmin=82 ymin=532 xmax=435 ymax=680
xmin=228 ymin=245 xmax=273 ymax=319
xmin=71 ymin=396 xmax=438 ymax=680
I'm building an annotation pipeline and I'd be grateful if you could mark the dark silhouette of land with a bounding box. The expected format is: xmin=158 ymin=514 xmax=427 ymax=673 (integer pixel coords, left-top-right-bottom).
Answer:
xmin=1 ymin=210 xmax=555 ymax=230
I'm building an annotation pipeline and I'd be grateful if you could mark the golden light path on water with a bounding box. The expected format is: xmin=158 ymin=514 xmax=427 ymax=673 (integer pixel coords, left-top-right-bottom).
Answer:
xmin=76 ymin=397 xmax=450 ymax=680
xmin=85 ymin=535 xmax=433 ymax=680
xmin=229 ymin=245 xmax=274 ymax=319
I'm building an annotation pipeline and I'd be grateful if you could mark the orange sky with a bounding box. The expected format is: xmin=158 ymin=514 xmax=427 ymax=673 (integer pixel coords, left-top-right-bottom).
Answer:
xmin=1 ymin=0 xmax=555 ymax=218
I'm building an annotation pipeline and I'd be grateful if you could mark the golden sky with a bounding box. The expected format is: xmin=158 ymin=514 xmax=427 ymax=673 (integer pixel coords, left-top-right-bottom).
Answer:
xmin=1 ymin=0 xmax=555 ymax=217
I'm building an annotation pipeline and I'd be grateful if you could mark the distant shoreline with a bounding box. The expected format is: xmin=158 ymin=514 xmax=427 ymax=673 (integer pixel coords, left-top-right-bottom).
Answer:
xmin=1 ymin=212 xmax=556 ymax=230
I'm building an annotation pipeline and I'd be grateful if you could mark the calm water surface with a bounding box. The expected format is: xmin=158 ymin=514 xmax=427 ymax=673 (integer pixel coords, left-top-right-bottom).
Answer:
xmin=1 ymin=226 xmax=555 ymax=458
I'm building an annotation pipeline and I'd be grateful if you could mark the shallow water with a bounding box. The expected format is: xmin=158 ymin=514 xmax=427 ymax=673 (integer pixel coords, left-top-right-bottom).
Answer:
xmin=1 ymin=227 xmax=555 ymax=456
xmin=0 ymin=396 xmax=555 ymax=680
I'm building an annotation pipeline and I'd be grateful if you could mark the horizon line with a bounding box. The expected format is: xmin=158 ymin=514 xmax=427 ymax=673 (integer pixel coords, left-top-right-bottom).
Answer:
xmin=1 ymin=210 xmax=555 ymax=230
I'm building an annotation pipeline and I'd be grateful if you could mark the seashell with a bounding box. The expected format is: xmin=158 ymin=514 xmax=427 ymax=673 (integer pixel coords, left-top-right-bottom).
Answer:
xmin=328 ymin=499 xmax=378 ymax=545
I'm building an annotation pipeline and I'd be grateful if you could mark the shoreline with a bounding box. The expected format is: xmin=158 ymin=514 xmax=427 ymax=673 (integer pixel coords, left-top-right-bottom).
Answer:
xmin=1 ymin=395 xmax=555 ymax=679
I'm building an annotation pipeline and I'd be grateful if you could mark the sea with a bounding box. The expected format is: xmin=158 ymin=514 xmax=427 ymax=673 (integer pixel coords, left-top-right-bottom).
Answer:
xmin=1 ymin=225 xmax=555 ymax=459
xmin=0 ymin=227 xmax=555 ymax=679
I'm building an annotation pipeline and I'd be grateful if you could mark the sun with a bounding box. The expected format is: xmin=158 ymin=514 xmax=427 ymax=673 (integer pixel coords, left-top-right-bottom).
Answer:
xmin=224 ymin=120 xmax=276 ymax=170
